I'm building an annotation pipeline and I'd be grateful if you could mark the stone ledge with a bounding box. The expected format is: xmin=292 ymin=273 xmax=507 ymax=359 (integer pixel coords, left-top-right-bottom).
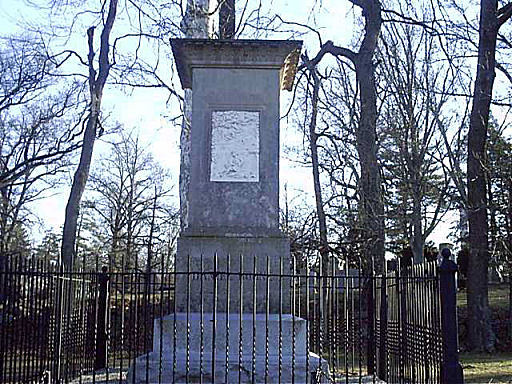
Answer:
xmin=171 ymin=38 xmax=302 ymax=90
xmin=127 ymin=313 xmax=329 ymax=383
xmin=180 ymin=226 xmax=286 ymax=238
xmin=152 ymin=313 xmax=308 ymax=356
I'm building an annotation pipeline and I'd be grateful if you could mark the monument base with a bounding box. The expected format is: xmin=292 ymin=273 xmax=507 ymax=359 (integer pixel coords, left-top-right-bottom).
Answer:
xmin=175 ymin=234 xmax=291 ymax=313
xmin=127 ymin=313 xmax=329 ymax=383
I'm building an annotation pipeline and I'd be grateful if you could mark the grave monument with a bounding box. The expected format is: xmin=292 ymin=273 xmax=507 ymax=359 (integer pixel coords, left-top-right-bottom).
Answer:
xmin=127 ymin=38 xmax=327 ymax=383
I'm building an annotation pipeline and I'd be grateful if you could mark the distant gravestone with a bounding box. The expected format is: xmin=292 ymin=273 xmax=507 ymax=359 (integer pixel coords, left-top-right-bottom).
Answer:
xmin=128 ymin=39 xmax=328 ymax=382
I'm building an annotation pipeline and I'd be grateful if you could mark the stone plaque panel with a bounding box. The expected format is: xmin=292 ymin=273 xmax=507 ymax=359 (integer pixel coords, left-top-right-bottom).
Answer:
xmin=210 ymin=110 xmax=260 ymax=182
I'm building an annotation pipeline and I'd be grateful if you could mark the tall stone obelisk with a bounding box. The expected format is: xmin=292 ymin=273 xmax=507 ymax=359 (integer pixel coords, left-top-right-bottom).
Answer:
xmin=172 ymin=39 xmax=301 ymax=314
xmin=128 ymin=39 xmax=328 ymax=383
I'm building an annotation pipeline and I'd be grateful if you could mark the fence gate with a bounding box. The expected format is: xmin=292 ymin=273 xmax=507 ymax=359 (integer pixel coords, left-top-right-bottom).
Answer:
xmin=0 ymin=254 xmax=462 ymax=383
xmin=374 ymin=262 xmax=443 ymax=383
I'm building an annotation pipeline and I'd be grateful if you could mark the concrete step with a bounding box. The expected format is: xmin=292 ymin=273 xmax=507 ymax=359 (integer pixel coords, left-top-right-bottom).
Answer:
xmin=153 ymin=313 xmax=308 ymax=357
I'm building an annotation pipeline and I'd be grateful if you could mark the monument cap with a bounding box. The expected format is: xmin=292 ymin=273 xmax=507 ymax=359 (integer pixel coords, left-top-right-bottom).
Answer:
xmin=170 ymin=38 xmax=303 ymax=90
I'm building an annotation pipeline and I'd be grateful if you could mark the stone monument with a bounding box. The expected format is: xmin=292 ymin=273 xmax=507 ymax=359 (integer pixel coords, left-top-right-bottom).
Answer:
xmin=127 ymin=39 xmax=327 ymax=383
xmin=173 ymin=38 xmax=300 ymax=315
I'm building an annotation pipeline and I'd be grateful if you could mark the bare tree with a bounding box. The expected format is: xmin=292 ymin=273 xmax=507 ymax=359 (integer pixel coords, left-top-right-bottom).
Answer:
xmin=295 ymin=62 xmax=331 ymax=270
xmin=303 ymin=0 xmax=384 ymax=271
xmin=46 ymin=0 xmax=187 ymax=268
xmin=60 ymin=0 xmax=119 ymax=268
xmin=466 ymin=0 xmax=512 ymax=352
xmin=86 ymin=131 xmax=173 ymax=272
xmin=378 ymin=13 xmax=456 ymax=263
xmin=379 ymin=0 xmax=512 ymax=350
xmin=0 ymin=37 xmax=83 ymax=189
xmin=0 ymin=36 xmax=83 ymax=263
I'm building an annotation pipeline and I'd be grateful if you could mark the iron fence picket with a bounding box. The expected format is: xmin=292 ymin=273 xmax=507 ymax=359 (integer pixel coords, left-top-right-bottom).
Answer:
xmin=226 ymin=254 xmax=231 ymax=384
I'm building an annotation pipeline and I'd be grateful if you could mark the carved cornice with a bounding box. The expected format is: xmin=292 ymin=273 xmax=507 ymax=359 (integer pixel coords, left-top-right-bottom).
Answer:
xmin=170 ymin=39 xmax=303 ymax=90
xmin=281 ymin=47 xmax=301 ymax=91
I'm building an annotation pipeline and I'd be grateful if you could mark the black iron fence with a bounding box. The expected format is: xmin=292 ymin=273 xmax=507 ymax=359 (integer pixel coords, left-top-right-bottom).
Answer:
xmin=0 ymin=258 xmax=100 ymax=384
xmin=374 ymin=261 xmax=443 ymax=383
xmin=0 ymin=253 xmax=463 ymax=383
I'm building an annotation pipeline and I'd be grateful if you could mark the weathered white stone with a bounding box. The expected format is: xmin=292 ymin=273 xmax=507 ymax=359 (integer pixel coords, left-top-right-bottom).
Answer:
xmin=179 ymin=0 xmax=210 ymax=232
xmin=126 ymin=313 xmax=329 ymax=383
xmin=170 ymin=40 xmax=302 ymax=233
xmin=210 ymin=111 xmax=259 ymax=182
xmin=179 ymin=89 xmax=192 ymax=231
xmin=152 ymin=313 xmax=307 ymax=356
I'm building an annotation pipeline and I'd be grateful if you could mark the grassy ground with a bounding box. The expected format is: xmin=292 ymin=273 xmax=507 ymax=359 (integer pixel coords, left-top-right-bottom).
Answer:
xmin=460 ymin=352 xmax=512 ymax=383
xmin=457 ymin=284 xmax=510 ymax=310
xmin=457 ymin=283 xmax=511 ymax=383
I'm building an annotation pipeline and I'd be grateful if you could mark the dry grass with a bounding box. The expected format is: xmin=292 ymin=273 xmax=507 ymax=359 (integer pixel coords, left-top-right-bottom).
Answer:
xmin=461 ymin=352 xmax=512 ymax=383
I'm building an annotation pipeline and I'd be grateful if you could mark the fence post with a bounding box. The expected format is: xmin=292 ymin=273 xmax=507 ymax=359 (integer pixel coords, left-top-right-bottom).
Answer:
xmin=367 ymin=273 xmax=375 ymax=375
xmin=396 ymin=261 xmax=406 ymax=381
xmin=53 ymin=264 xmax=65 ymax=383
xmin=378 ymin=274 xmax=387 ymax=381
xmin=439 ymin=248 xmax=464 ymax=384
xmin=95 ymin=266 xmax=109 ymax=370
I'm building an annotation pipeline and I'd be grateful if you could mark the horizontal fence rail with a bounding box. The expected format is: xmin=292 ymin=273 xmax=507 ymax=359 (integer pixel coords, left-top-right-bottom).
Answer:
xmin=0 ymin=254 xmax=460 ymax=383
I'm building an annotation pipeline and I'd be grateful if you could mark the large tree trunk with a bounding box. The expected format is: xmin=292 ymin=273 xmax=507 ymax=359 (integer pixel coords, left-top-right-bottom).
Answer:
xmin=126 ymin=185 xmax=134 ymax=271
xmin=411 ymin=193 xmax=423 ymax=264
xmin=466 ymin=0 xmax=498 ymax=352
xmin=354 ymin=0 xmax=384 ymax=272
xmin=61 ymin=100 xmax=99 ymax=268
xmin=147 ymin=187 xmax=158 ymax=274
xmin=303 ymin=0 xmax=384 ymax=271
xmin=219 ymin=0 xmax=235 ymax=38
xmin=487 ymin=176 xmax=496 ymax=240
xmin=111 ymin=226 xmax=120 ymax=269
xmin=61 ymin=0 xmax=118 ymax=269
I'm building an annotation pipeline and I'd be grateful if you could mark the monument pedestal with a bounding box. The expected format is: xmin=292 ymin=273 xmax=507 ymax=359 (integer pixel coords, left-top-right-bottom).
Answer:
xmin=126 ymin=313 xmax=329 ymax=383
xmin=175 ymin=234 xmax=291 ymax=313
xmin=126 ymin=234 xmax=330 ymax=382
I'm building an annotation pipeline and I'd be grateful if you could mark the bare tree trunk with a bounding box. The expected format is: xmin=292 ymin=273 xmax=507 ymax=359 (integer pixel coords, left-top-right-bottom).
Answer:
xmin=219 ymin=0 xmax=235 ymax=38
xmin=305 ymin=0 xmax=384 ymax=271
xmin=466 ymin=0 xmax=512 ymax=352
xmin=147 ymin=186 xmax=158 ymax=274
xmin=61 ymin=0 xmax=118 ymax=269
xmin=411 ymin=194 xmax=423 ymax=264
xmin=74 ymin=209 xmax=84 ymax=263
xmin=111 ymin=230 xmax=119 ymax=269
xmin=283 ymin=183 xmax=289 ymax=232
xmin=353 ymin=0 xmax=384 ymax=272
xmin=308 ymin=70 xmax=329 ymax=272
xmin=126 ymin=156 xmax=137 ymax=271
xmin=110 ymin=210 xmax=121 ymax=270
